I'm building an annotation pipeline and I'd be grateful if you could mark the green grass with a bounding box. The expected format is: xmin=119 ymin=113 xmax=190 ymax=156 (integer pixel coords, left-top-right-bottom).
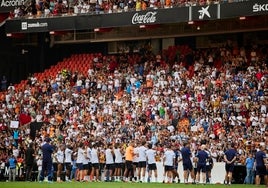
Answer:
xmin=0 ymin=182 xmax=259 ymax=188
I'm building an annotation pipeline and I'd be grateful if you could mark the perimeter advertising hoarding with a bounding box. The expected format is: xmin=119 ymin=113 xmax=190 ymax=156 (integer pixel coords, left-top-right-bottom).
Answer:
xmin=5 ymin=7 xmax=189 ymax=33
xmin=191 ymin=4 xmax=218 ymax=21
xmin=220 ymin=0 xmax=268 ymax=18
xmin=101 ymin=7 xmax=189 ymax=27
xmin=5 ymin=16 xmax=76 ymax=33
xmin=5 ymin=0 xmax=268 ymax=33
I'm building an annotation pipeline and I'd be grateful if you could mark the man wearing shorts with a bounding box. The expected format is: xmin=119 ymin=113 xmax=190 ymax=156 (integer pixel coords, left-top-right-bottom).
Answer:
xmin=146 ymin=143 xmax=158 ymax=182
xmin=123 ymin=141 xmax=134 ymax=182
xmin=163 ymin=144 xmax=175 ymax=183
xmin=64 ymin=145 xmax=73 ymax=182
xmin=196 ymin=145 xmax=208 ymax=184
xmin=90 ymin=143 xmax=100 ymax=181
xmin=114 ymin=143 xmax=124 ymax=182
xmin=181 ymin=142 xmax=194 ymax=184
xmin=224 ymin=143 xmax=237 ymax=185
xmin=255 ymin=145 xmax=267 ymax=186
xmin=105 ymin=143 xmax=115 ymax=182
xmin=137 ymin=141 xmax=147 ymax=182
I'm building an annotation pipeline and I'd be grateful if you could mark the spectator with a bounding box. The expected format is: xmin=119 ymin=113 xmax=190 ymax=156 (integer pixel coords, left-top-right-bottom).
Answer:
xmin=8 ymin=154 xmax=17 ymax=182
xmin=1 ymin=76 xmax=7 ymax=91
xmin=0 ymin=40 xmax=267 ymax=184
xmin=244 ymin=153 xmax=254 ymax=184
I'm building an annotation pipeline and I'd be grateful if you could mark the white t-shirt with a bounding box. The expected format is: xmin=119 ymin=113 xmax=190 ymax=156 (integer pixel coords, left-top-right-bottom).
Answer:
xmin=91 ymin=148 xmax=99 ymax=164
xmin=65 ymin=148 xmax=73 ymax=163
xmin=105 ymin=148 xmax=114 ymax=164
xmin=146 ymin=149 xmax=156 ymax=164
xmin=37 ymin=159 xmax=42 ymax=171
xmin=87 ymin=147 xmax=92 ymax=163
xmin=164 ymin=149 xmax=175 ymax=166
xmin=133 ymin=147 xmax=139 ymax=163
xmin=56 ymin=150 xmax=64 ymax=164
xmin=114 ymin=148 xmax=123 ymax=163
xmin=138 ymin=145 xmax=147 ymax=162
xmin=76 ymin=147 xmax=85 ymax=163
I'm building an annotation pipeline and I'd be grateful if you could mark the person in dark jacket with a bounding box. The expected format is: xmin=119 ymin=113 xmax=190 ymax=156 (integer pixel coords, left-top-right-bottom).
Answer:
xmin=25 ymin=143 xmax=35 ymax=181
xmin=39 ymin=138 xmax=54 ymax=182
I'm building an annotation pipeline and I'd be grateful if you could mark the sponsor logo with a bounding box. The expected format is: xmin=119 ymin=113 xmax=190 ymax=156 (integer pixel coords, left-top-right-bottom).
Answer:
xmin=21 ymin=22 xmax=27 ymax=30
xmin=253 ymin=3 xmax=268 ymax=12
xmin=21 ymin=21 xmax=48 ymax=30
xmin=1 ymin=0 xmax=24 ymax=7
xmin=131 ymin=11 xmax=157 ymax=25
xmin=198 ymin=6 xmax=211 ymax=19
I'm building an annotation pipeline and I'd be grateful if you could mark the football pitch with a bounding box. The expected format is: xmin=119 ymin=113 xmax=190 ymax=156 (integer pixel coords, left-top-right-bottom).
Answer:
xmin=0 ymin=182 xmax=259 ymax=188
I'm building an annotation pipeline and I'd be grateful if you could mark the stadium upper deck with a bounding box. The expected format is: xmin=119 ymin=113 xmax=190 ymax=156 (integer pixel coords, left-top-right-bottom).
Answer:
xmin=3 ymin=0 xmax=268 ymax=35
xmin=1 ymin=0 xmax=250 ymax=15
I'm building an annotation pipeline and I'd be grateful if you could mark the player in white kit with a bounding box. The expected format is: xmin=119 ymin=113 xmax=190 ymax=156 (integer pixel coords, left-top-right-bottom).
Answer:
xmin=137 ymin=141 xmax=148 ymax=182
xmin=146 ymin=143 xmax=158 ymax=182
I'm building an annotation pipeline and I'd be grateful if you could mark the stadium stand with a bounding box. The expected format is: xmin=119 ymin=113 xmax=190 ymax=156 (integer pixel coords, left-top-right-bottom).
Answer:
xmin=0 ymin=0 xmax=267 ymax=185
xmin=0 ymin=42 xmax=267 ymax=183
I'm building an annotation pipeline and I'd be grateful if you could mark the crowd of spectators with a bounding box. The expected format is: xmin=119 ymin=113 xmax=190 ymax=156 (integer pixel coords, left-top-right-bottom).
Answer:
xmin=9 ymin=0 xmax=249 ymax=18
xmin=0 ymin=41 xmax=267 ymax=182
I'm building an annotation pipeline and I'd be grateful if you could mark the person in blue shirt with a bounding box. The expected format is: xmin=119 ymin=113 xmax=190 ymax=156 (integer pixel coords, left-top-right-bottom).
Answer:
xmin=70 ymin=156 xmax=77 ymax=181
xmin=223 ymin=143 xmax=237 ymax=185
xmin=181 ymin=142 xmax=194 ymax=184
xmin=8 ymin=154 xmax=17 ymax=182
xmin=255 ymin=146 xmax=267 ymax=186
xmin=244 ymin=153 xmax=254 ymax=184
xmin=196 ymin=145 xmax=209 ymax=184
xmin=40 ymin=137 xmax=54 ymax=182
xmin=13 ymin=129 xmax=19 ymax=147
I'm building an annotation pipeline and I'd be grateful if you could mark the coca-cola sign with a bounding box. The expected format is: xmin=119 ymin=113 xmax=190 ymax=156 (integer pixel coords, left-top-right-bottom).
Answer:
xmin=131 ymin=11 xmax=157 ymax=25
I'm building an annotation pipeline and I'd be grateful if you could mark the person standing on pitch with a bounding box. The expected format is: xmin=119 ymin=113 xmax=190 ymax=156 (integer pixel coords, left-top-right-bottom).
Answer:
xmin=255 ymin=145 xmax=267 ymax=186
xmin=195 ymin=145 xmax=209 ymax=184
xmin=223 ymin=143 xmax=237 ymax=185
xmin=181 ymin=142 xmax=194 ymax=184
xmin=105 ymin=143 xmax=115 ymax=182
xmin=137 ymin=140 xmax=147 ymax=183
xmin=40 ymin=137 xmax=54 ymax=182
xmin=25 ymin=143 xmax=35 ymax=181
xmin=8 ymin=154 xmax=17 ymax=182
xmin=146 ymin=143 xmax=158 ymax=183
xmin=114 ymin=143 xmax=124 ymax=182
xmin=64 ymin=145 xmax=73 ymax=182
xmin=56 ymin=144 xmax=65 ymax=182
xmin=123 ymin=141 xmax=135 ymax=182
xmin=244 ymin=153 xmax=254 ymax=184
xmin=163 ymin=144 xmax=175 ymax=184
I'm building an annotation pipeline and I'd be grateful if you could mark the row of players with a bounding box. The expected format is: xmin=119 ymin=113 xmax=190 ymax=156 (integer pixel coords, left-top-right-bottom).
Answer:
xmin=34 ymin=138 xmax=242 ymax=184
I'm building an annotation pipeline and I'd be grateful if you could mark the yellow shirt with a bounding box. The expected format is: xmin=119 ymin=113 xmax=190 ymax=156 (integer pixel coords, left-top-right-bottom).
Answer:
xmin=125 ymin=145 xmax=134 ymax=161
xmin=136 ymin=1 xmax=141 ymax=11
